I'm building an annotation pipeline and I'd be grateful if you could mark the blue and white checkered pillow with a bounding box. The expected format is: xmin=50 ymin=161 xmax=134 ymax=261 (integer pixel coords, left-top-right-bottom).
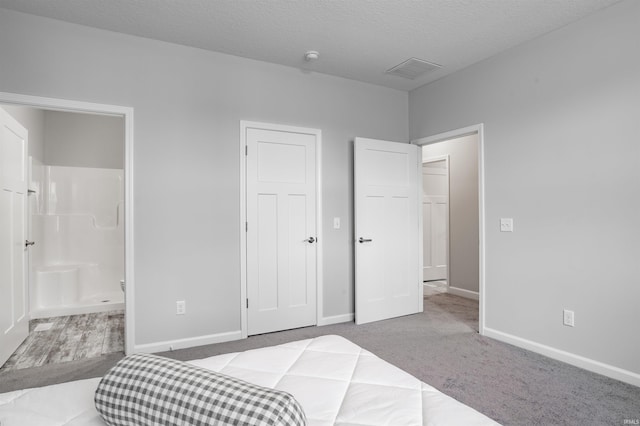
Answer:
xmin=95 ymin=353 xmax=306 ymax=426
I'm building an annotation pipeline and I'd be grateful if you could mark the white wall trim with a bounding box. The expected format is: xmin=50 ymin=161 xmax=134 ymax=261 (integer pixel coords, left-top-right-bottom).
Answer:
xmin=414 ymin=124 xmax=481 ymax=145
xmin=447 ymin=286 xmax=479 ymax=301
xmin=412 ymin=123 xmax=486 ymax=335
xmin=318 ymin=313 xmax=354 ymax=326
xmin=134 ymin=330 xmax=243 ymax=354
xmin=417 ymin=146 xmax=424 ymax=306
xmin=0 ymin=91 xmax=136 ymax=355
xmin=239 ymin=123 xmax=248 ymax=339
xmin=484 ymin=327 xmax=640 ymax=387
xmin=239 ymin=121 xmax=323 ymax=339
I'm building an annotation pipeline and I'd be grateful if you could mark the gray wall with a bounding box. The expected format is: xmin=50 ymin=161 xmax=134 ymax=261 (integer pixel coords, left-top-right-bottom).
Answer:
xmin=422 ymin=134 xmax=478 ymax=294
xmin=410 ymin=0 xmax=640 ymax=376
xmin=44 ymin=110 xmax=124 ymax=169
xmin=0 ymin=106 xmax=123 ymax=169
xmin=1 ymin=105 xmax=45 ymax=162
xmin=0 ymin=9 xmax=408 ymax=347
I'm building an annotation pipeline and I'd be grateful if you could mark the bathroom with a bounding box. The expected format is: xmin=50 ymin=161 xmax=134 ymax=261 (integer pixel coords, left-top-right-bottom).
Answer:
xmin=0 ymin=105 xmax=125 ymax=370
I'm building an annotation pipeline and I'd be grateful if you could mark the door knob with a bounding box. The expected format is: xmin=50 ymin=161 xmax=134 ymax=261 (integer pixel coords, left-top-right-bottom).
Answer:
xmin=25 ymin=240 xmax=35 ymax=248
xmin=358 ymin=237 xmax=372 ymax=243
xmin=305 ymin=237 xmax=316 ymax=244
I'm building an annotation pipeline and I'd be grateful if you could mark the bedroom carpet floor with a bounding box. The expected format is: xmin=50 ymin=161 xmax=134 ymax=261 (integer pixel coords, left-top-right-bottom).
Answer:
xmin=0 ymin=295 xmax=638 ymax=425
xmin=0 ymin=311 xmax=124 ymax=372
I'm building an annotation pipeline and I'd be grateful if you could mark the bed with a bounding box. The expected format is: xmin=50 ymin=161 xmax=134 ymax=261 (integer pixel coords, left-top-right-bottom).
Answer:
xmin=0 ymin=335 xmax=498 ymax=425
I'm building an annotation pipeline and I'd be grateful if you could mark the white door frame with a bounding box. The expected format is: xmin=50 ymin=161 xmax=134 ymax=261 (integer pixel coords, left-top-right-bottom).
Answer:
xmin=422 ymin=154 xmax=450 ymax=289
xmin=0 ymin=91 xmax=136 ymax=354
xmin=239 ymin=121 xmax=322 ymax=339
xmin=412 ymin=124 xmax=486 ymax=335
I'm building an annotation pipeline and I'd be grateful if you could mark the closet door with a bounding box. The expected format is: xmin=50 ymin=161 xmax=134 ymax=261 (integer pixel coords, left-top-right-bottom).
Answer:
xmin=245 ymin=124 xmax=317 ymax=335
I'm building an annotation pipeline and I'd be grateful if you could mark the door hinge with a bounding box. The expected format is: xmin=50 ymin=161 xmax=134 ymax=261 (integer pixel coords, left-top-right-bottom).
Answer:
xmin=245 ymin=145 xmax=248 ymax=156
xmin=245 ymin=222 xmax=248 ymax=232
xmin=246 ymin=298 xmax=249 ymax=308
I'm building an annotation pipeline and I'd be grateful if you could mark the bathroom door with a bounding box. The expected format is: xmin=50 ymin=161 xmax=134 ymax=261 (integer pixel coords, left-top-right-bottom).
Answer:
xmin=0 ymin=106 xmax=29 ymax=367
xmin=244 ymin=123 xmax=318 ymax=335
xmin=354 ymin=137 xmax=422 ymax=325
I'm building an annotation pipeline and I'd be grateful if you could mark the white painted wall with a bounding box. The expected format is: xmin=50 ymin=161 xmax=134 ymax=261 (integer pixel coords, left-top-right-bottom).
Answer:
xmin=422 ymin=135 xmax=478 ymax=294
xmin=0 ymin=105 xmax=44 ymax=162
xmin=410 ymin=0 xmax=640 ymax=380
xmin=43 ymin=111 xmax=124 ymax=169
xmin=0 ymin=9 xmax=408 ymax=348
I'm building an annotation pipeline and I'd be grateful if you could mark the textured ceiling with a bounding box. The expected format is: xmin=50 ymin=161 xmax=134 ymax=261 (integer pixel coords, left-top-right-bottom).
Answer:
xmin=0 ymin=0 xmax=622 ymax=91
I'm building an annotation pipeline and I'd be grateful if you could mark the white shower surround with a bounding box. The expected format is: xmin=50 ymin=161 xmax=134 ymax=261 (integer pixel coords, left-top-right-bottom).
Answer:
xmin=30 ymin=165 xmax=124 ymax=319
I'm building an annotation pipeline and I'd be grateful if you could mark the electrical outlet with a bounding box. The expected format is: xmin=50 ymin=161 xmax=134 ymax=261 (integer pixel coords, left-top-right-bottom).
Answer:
xmin=500 ymin=218 xmax=514 ymax=232
xmin=563 ymin=309 xmax=574 ymax=327
xmin=176 ymin=300 xmax=186 ymax=315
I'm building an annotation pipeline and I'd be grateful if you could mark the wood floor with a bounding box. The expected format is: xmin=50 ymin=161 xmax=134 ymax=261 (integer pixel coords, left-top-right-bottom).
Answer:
xmin=0 ymin=311 xmax=124 ymax=372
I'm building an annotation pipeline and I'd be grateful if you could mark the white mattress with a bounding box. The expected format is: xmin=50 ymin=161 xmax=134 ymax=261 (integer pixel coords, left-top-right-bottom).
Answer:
xmin=0 ymin=335 xmax=498 ymax=425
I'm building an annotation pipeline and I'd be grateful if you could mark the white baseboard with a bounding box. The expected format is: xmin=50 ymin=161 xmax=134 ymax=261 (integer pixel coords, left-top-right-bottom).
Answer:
xmin=484 ymin=327 xmax=640 ymax=387
xmin=447 ymin=286 xmax=479 ymax=300
xmin=317 ymin=313 xmax=354 ymax=326
xmin=134 ymin=330 xmax=243 ymax=354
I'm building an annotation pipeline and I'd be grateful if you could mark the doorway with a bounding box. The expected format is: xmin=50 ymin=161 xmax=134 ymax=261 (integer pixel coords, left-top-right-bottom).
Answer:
xmin=413 ymin=124 xmax=485 ymax=334
xmin=0 ymin=105 xmax=126 ymax=371
xmin=0 ymin=91 xmax=135 ymax=361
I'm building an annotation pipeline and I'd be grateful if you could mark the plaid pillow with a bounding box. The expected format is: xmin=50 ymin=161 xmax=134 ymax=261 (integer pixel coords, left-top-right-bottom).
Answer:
xmin=94 ymin=353 xmax=306 ymax=426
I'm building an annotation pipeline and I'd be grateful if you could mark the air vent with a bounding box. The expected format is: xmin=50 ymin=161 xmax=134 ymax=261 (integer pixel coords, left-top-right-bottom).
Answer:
xmin=385 ymin=58 xmax=442 ymax=80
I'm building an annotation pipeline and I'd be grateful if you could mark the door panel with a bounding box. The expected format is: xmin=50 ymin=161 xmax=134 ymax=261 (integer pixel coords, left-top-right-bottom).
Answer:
xmin=257 ymin=193 xmax=278 ymax=311
xmin=355 ymin=137 xmax=421 ymax=325
xmin=288 ymin=194 xmax=308 ymax=306
xmin=360 ymin=195 xmax=385 ymax=302
xmin=13 ymin=194 xmax=26 ymax=320
xmin=0 ymin=106 xmax=29 ymax=367
xmin=246 ymin=127 xmax=317 ymax=335
xmin=1 ymin=191 xmax=12 ymax=333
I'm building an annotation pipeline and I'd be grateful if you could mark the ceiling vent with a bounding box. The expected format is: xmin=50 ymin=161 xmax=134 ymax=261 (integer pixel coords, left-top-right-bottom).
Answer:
xmin=385 ymin=58 xmax=442 ymax=80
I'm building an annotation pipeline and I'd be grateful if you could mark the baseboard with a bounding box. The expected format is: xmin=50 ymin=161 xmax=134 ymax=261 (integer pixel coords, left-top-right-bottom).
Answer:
xmin=317 ymin=313 xmax=354 ymax=326
xmin=31 ymin=302 xmax=125 ymax=320
xmin=484 ymin=327 xmax=640 ymax=387
xmin=134 ymin=330 xmax=243 ymax=354
xmin=447 ymin=286 xmax=479 ymax=300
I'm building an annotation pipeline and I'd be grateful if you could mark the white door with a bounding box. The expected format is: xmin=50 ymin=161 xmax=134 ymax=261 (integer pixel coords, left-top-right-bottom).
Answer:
xmin=246 ymin=126 xmax=317 ymax=335
xmin=354 ymin=137 xmax=421 ymax=325
xmin=422 ymin=158 xmax=448 ymax=281
xmin=0 ymin=106 xmax=29 ymax=367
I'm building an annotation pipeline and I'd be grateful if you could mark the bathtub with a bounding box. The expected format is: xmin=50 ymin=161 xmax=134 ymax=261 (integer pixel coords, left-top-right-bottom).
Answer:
xmin=31 ymin=263 xmax=124 ymax=319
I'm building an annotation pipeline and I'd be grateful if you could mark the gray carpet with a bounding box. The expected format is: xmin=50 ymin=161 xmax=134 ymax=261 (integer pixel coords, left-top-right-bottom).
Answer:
xmin=1 ymin=294 xmax=639 ymax=425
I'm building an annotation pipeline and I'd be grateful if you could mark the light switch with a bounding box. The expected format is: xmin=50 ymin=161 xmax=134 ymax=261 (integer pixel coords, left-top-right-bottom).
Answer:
xmin=500 ymin=218 xmax=513 ymax=232
xmin=333 ymin=217 xmax=341 ymax=229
